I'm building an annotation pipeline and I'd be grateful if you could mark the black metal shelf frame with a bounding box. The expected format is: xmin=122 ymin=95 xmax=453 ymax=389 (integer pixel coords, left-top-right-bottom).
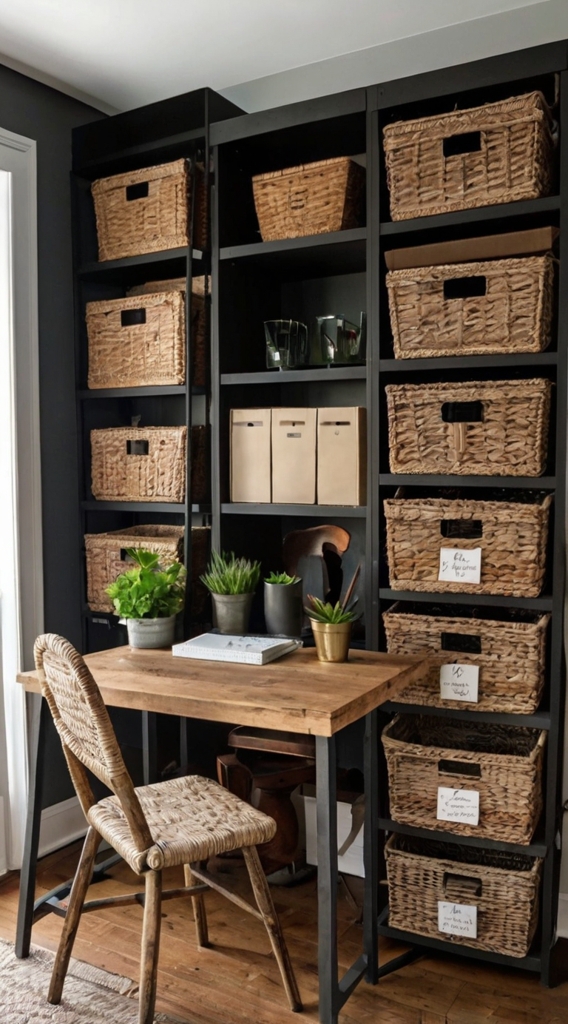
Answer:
xmin=369 ymin=45 xmax=568 ymax=989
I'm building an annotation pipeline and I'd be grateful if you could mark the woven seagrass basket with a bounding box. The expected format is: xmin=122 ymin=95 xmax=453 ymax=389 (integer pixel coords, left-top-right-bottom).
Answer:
xmin=386 ymin=255 xmax=554 ymax=358
xmin=382 ymin=714 xmax=546 ymax=843
xmin=383 ymin=91 xmax=555 ymax=221
xmin=385 ymin=834 xmax=542 ymax=957
xmin=384 ymin=490 xmax=552 ymax=597
xmin=91 ymin=159 xmax=206 ymax=262
xmin=87 ymin=291 xmax=185 ymax=389
xmin=252 ymin=157 xmax=365 ymax=241
xmin=90 ymin=426 xmax=187 ymax=503
xmin=383 ymin=603 xmax=549 ymax=714
xmin=126 ymin=276 xmax=208 ymax=388
xmin=386 ymin=378 xmax=551 ymax=476
xmin=85 ymin=524 xmax=210 ymax=617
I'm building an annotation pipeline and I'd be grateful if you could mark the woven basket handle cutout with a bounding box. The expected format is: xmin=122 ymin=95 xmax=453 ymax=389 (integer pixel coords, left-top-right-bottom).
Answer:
xmin=443 ymin=871 xmax=483 ymax=900
xmin=127 ymin=439 xmax=149 ymax=455
xmin=126 ymin=181 xmax=149 ymax=201
xmin=441 ymin=400 xmax=484 ymax=463
xmin=121 ymin=308 xmax=146 ymax=327
xmin=437 ymin=759 xmax=481 ymax=778
xmin=441 ymin=631 xmax=482 ymax=654
xmin=443 ymin=131 xmax=482 ymax=158
xmin=289 ymin=187 xmax=308 ymax=211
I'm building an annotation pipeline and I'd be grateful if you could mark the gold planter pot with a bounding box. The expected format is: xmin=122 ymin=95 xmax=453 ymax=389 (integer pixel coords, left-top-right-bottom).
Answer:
xmin=310 ymin=620 xmax=352 ymax=662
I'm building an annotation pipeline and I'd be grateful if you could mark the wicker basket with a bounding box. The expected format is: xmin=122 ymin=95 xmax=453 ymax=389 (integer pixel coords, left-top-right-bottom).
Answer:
xmin=383 ymin=604 xmax=549 ymax=714
xmin=87 ymin=291 xmax=185 ymax=389
xmin=387 ymin=255 xmax=554 ymax=358
xmin=385 ymin=834 xmax=542 ymax=957
xmin=384 ymin=490 xmax=552 ymax=597
xmin=85 ymin=524 xmax=210 ymax=618
xmin=126 ymin=276 xmax=208 ymax=388
xmin=252 ymin=157 xmax=365 ymax=241
xmin=90 ymin=426 xmax=187 ymax=503
xmin=91 ymin=159 xmax=206 ymax=262
xmin=382 ymin=714 xmax=546 ymax=843
xmin=383 ymin=91 xmax=555 ymax=221
xmin=386 ymin=378 xmax=551 ymax=476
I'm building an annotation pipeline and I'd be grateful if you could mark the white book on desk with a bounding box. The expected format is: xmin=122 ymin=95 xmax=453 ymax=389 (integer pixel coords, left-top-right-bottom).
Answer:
xmin=172 ymin=632 xmax=302 ymax=665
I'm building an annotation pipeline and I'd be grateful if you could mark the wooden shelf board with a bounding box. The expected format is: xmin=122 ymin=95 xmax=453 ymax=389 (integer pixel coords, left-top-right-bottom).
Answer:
xmin=380 ymin=195 xmax=560 ymax=236
xmin=379 ymin=352 xmax=558 ymax=372
xmin=378 ymin=819 xmax=547 ymax=858
xmin=379 ymin=589 xmax=553 ymax=611
xmin=220 ymin=227 xmax=366 ymax=275
xmin=221 ymin=366 xmax=366 ymax=385
xmin=379 ymin=474 xmax=556 ymax=488
xmin=222 ymin=503 xmax=366 ymax=517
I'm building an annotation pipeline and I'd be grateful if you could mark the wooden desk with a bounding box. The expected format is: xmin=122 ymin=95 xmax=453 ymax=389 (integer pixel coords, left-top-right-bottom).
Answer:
xmin=16 ymin=645 xmax=427 ymax=1024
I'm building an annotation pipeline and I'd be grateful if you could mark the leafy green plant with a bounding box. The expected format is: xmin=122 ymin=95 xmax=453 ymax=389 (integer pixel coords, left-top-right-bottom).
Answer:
xmin=200 ymin=550 xmax=261 ymax=595
xmin=304 ymin=595 xmax=358 ymax=624
xmin=106 ymin=549 xmax=186 ymax=619
xmin=264 ymin=571 xmax=300 ymax=585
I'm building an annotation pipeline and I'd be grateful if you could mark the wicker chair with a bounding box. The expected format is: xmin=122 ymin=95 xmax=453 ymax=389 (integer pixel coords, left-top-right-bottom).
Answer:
xmin=33 ymin=634 xmax=302 ymax=1023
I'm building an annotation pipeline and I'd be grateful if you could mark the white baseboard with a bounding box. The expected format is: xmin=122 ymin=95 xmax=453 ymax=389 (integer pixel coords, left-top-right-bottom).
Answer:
xmin=0 ymin=796 xmax=7 ymax=875
xmin=39 ymin=797 xmax=87 ymax=859
xmin=557 ymin=894 xmax=568 ymax=939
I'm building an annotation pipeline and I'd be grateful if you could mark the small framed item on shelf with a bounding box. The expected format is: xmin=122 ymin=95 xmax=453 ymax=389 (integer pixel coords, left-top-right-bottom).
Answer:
xmin=384 ymin=490 xmax=552 ymax=597
xmin=383 ymin=604 xmax=549 ymax=714
xmin=386 ymin=378 xmax=551 ymax=476
xmin=90 ymin=425 xmax=187 ymax=503
xmin=385 ymin=834 xmax=542 ymax=958
xmin=382 ymin=714 xmax=546 ymax=843
xmin=252 ymin=156 xmax=365 ymax=241
xmin=383 ymin=91 xmax=555 ymax=221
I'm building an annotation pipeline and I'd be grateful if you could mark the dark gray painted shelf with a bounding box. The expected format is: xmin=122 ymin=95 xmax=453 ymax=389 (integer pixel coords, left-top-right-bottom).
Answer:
xmin=79 ymin=247 xmax=202 ymax=278
xmin=381 ymin=701 xmax=551 ymax=730
xmin=378 ymin=819 xmax=547 ymax=858
xmin=379 ymin=589 xmax=553 ymax=611
xmin=220 ymin=227 xmax=366 ymax=275
xmin=221 ymin=366 xmax=366 ymax=385
xmin=379 ymin=352 xmax=558 ymax=372
xmin=82 ymin=500 xmax=210 ymax=513
xmin=222 ymin=503 xmax=367 ymax=517
xmin=78 ymin=385 xmax=193 ymax=399
xmin=379 ymin=474 xmax=556 ymax=488
xmin=380 ymin=195 xmax=560 ymax=236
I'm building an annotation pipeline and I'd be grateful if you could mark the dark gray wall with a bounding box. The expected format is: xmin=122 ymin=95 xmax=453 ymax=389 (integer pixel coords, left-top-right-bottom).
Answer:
xmin=0 ymin=62 xmax=103 ymax=806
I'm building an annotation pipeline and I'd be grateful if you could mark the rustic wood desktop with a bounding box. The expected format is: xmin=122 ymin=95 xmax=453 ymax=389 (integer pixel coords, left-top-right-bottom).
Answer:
xmin=15 ymin=644 xmax=427 ymax=1024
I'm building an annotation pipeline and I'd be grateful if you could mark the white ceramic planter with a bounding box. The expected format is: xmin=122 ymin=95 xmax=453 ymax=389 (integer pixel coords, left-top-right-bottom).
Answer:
xmin=123 ymin=614 xmax=177 ymax=649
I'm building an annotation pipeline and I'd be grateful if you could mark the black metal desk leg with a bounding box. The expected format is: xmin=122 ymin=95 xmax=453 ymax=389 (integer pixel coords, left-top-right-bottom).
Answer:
xmin=316 ymin=734 xmax=339 ymax=1024
xmin=363 ymin=709 xmax=379 ymax=984
xmin=142 ymin=711 xmax=158 ymax=785
xmin=16 ymin=694 xmax=49 ymax=958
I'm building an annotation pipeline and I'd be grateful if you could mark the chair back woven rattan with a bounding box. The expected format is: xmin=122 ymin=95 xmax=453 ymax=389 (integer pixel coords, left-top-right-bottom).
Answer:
xmin=32 ymin=634 xmax=302 ymax=1023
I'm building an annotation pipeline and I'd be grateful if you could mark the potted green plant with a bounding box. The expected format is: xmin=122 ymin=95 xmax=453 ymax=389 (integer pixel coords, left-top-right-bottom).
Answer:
xmin=264 ymin=571 xmax=303 ymax=637
xmin=200 ymin=550 xmax=261 ymax=634
xmin=106 ymin=548 xmax=186 ymax=649
xmin=305 ymin=596 xmax=358 ymax=663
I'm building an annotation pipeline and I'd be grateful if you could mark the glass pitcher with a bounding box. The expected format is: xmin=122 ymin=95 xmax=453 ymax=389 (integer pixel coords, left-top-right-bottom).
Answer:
xmin=264 ymin=319 xmax=309 ymax=370
xmin=311 ymin=312 xmax=366 ymax=365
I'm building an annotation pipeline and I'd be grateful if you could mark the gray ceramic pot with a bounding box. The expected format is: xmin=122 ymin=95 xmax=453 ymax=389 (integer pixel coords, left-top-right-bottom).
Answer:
xmin=264 ymin=579 xmax=303 ymax=637
xmin=211 ymin=592 xmax=254 ymax=634
xmin=124 ymin=614 xmax=176 ymax=649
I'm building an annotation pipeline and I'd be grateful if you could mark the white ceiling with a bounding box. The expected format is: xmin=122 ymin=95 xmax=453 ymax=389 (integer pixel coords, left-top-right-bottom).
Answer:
xmin=0 ymin=0 xmax=554 ymax=113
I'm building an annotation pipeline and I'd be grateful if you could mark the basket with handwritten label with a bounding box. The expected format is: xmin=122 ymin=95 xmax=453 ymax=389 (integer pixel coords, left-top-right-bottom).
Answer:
xmin=382 ymin=715 xmax=546 ymax=844
xmin=385 ymin=378 xmax=551 ymax=476
xmin=383 ymin=604 xmax=549 ymax=714
xmin=385 ymin=834 xmax=542 ymax=957
xmin=384 ymin=489 xmax=552 ymax=598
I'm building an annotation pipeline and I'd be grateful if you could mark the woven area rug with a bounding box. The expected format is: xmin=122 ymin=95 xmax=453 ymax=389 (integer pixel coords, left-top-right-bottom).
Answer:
xmin=0 ymin=938 xmax=188 ymax=1024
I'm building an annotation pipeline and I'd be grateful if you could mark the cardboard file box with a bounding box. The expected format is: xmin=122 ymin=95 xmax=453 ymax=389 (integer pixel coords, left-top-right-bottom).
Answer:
xmin=230 ymin=409 xmax=272 ymax=503
xmin=271 ymin=408 xmax=317 ymax=504
xmin=317 ymin=407 xmax=367 ymax=505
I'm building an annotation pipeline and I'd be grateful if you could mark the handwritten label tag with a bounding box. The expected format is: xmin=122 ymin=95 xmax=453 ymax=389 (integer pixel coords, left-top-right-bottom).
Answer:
xmin=438 ymin=901 xmax=478 ymax=939
xmin=438 ymin=548 xmax=481 ymax=584
xmin=437 ymin=787 xmax=480 ymax=826
xmin=440 ymin=663 xmax=479 ymax=703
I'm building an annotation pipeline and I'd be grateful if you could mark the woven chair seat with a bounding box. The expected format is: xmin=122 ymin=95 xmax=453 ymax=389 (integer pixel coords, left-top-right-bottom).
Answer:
xmin=88 ymin=774 xmax=276 ymax=874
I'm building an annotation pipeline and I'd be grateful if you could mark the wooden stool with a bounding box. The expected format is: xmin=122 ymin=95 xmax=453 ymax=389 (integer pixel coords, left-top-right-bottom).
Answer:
xmin=217 ymin=726 xmax=316 ymax=874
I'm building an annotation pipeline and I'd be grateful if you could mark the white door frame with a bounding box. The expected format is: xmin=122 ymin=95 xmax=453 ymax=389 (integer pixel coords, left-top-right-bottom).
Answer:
xmin=0 ymin=126 xmax=43 ymax=871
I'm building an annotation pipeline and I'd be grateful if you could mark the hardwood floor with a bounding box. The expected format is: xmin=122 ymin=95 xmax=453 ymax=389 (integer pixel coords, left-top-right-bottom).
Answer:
xmin=1 ymin=841 xmax=568 ymax=1023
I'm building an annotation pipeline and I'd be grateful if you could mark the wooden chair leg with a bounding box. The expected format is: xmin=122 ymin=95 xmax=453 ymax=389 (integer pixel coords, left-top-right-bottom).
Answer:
xmin=242 ymin=845 xmax=303 ymax=1013
xmin=139 ymin=869 xmax=162 ymax=1024
xmin=48 ymin=826 xmax=102 ymax=1004
xmin=184 ymin=863 xmax=209 ymax=948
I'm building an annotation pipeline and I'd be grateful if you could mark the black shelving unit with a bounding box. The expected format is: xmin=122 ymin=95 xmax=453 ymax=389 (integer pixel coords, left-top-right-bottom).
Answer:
xmin=71 ymin=88 xmax=243 ymax=655
xmin=368 ymin=41 xmax=568 ymax=986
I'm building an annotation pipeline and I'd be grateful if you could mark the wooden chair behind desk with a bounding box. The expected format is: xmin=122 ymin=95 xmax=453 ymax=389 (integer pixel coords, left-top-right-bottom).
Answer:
xmin=33 ymin=634 xmax=302 ymax=1023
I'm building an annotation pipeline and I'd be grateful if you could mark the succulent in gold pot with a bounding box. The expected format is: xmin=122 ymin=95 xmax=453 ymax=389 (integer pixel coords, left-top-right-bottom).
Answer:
xmin=304 ymin=595 xmax=358 ymax=663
